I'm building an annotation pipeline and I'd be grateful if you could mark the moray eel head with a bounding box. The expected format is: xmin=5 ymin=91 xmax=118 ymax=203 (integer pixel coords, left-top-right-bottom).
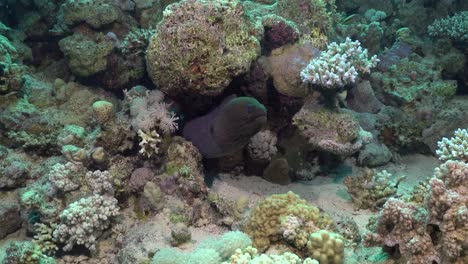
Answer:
xmin=213 ymin=97 xmax=267 ymax=154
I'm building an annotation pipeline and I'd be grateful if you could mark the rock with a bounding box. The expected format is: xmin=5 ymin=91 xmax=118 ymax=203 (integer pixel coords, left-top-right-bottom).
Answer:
xmin=358 ymin=142 xmax=392 ymax=167
xmin=347 ymin=80 xmax=383 ymax=114
xmin=263 ymin=158 xmax=291 ymax=185
xmin=58 ymin=33 xmax=113 ymax=77
xmin=92 ymin=100 xmax=114 ymax=124
xmin=146 ymin=0 xmax=260 ymax=96
xmin=0 ymin=192 xmax=22 ymax=239
xmin=170 ymin=223 xmax=191 ymax=246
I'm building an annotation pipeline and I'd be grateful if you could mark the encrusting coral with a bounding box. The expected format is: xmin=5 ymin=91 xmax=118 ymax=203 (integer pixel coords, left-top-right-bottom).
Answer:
xmin=146 ymin=0 xmax=260 ymax=96
xmin=293 ymin=103 xmax=372 ymax=156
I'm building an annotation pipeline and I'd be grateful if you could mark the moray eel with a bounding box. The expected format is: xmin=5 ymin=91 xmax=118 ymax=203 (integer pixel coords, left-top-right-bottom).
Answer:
xmin=183 ymin=96 xmax=267 ymax=158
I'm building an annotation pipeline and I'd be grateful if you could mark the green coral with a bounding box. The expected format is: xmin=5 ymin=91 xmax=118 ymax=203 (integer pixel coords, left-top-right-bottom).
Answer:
xmin=371 ymin=55 xmax=457 ymax=104
xmin=146 ymin=0 xmax=260 ymax=96
xmin=152 ymin=231 xmax=252 ymax=264
xmin=0 ymin=32 xmax=25 ymax=95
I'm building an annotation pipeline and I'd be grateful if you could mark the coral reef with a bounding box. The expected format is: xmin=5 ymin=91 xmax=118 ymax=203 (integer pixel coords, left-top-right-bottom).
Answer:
xmin=247 ymin=130 xmax=278 ymax=161
xmin=224 ymin=246 xmax=318 ymax=264
xmin=58 ymin=33 xmax=114 ymax=77
xmin=428 ymin=11 xmax=468 ymax=42
xmin=1 ymin=0 xmax=468 ymax=263
xmin=259 ymin=40 xmax=319 ymax=98
xmin=436 ymin=128 xmax=468 ymax=162
xmin=152 ymin=231 xmax=252 ymax=264
xmin=127 ymin=88 xmax=179 ymax=134
xmin=344 ymin=169 xmax=404 ymax=210
xmin=53 ymin=195 xmax=120 ymax=252
xmin=245 ymin=191 xmax=335 ymax=253
xmin=48 ymin=162 xmax=84 ymax=193
xmin=306 ymin=230 xmax=344 ymax=264
xmin=365 ymin=129 xmax=468 ymax=264
xmin=301 ymin=37 xmax=379 ymax=90
xmin=293 ymin=103 xmax=371 ymax=156
xmin=146 ymin=0 xmax=260 ymax=96
xmin=59 ymin=0 xmax=121 ymax=30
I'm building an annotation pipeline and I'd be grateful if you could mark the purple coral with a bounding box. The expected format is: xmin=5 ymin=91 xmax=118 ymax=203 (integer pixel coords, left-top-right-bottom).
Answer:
xmin=264 ymin=21 xmax=299 ymax=50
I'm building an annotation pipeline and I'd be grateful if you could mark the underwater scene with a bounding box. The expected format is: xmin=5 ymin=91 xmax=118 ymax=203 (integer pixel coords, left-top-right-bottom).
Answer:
xmin=0 ymin=0 xmax=467 ymax=263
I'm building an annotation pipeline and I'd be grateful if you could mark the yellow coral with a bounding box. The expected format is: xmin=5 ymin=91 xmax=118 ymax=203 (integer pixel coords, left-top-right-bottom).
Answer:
xmin=307 ymin=230 xmax=344 ymax=264
xmin=245 ymin=191 xmax=335 ymax=251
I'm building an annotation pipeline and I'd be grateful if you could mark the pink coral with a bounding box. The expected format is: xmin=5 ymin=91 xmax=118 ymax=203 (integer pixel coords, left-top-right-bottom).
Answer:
xmin=366 ymin=156 xmax=468 ymax=263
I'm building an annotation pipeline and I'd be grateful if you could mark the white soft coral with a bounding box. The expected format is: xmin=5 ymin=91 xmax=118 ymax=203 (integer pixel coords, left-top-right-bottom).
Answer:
xmin=128 ymin=89 xmax=179 ymax=134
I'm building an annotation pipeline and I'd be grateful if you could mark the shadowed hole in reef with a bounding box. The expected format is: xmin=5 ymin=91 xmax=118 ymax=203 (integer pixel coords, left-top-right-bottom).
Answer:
xmin=427 ymin=224 xmax=442 ymax=246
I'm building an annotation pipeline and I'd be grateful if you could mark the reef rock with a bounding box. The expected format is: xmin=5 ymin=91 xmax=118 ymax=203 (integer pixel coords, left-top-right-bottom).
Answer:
xmin=146 ymin=0 xmax=260 ymax=96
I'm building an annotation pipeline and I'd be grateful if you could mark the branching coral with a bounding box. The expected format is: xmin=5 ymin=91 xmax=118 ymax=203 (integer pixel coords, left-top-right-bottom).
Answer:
xmin=344 ymin=169 xmax=405 ymax=210
xmin=85 ymin=170 xmax=114 ymax=195
xmin=301 ymin=37 xmax=378 ymax=90
xmin=48 ymin=162 xmax=84 ymax=193
xmin=365 ymin=129 xmax=468 ymax=264
xmin=33 ymin=223 xmax=58 ymax=256
xmin=365 ymin=198 xmax=437 ymax=264
xmin=428 ymin=11 xmax=468 ymax=41
xmin=52 ymin=195 xmax=119 ymax=252
xmin=436 ymin=128 xmax=468 ymax=162
xmin=1 ymin=241 xmax=56 ymax=264
xmin=137 ymin=129 xmax=162 ymax=158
